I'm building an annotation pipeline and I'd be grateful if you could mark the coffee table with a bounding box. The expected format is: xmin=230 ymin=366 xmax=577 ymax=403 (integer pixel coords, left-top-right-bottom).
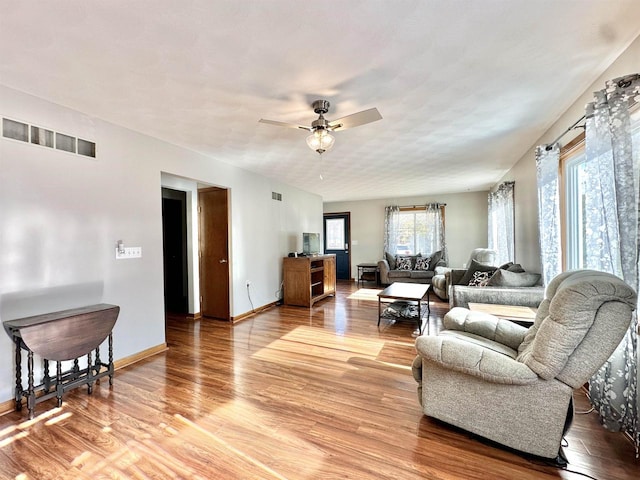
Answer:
xmin=377 ymin=282 xmax=431 ymax=336
xmin=468 ymin=303 xmax=537 ymax=326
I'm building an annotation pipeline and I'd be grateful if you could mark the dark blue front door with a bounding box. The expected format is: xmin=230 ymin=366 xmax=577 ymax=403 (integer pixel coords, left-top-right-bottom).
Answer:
xmin=324 ymin=213 xmax=351 ymax=280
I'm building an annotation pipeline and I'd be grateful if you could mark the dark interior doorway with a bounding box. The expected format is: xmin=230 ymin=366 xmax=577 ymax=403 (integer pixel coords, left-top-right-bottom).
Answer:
xmin=162 ymin=188 xmax=188 ymax=313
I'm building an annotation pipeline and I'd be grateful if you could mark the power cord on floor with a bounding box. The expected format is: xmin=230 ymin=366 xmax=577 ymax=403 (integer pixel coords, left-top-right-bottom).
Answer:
xmin=528 ymin=439 xmax=601 ymax=480
xmin=247 ymin=283 xmax=255 ymax=312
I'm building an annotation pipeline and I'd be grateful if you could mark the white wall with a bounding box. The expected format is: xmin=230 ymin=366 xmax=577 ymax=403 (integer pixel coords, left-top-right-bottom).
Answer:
xmin=0 ymin=85 xmax=322 ymax=402
xmin=324 ymin=191 xmax=489 ymax=277
xmin=495 ymin=34 xmax=640 ymax=272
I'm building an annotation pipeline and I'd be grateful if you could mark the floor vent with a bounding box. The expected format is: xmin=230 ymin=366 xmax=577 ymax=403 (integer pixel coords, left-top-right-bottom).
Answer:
xmin=2 ymin=117 xmax=96 ymax=158
xmin=272 ymin=192 xmax=282 ymax=201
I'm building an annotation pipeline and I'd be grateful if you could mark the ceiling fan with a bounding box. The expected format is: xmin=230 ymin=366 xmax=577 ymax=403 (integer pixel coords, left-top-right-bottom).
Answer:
xmin=259 ymin=100 xmax=382 ymax=155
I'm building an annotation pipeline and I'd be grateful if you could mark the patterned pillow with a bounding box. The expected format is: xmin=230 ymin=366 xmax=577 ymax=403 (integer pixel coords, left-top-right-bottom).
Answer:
xmin=468 ymin=270 xmax=495 ymax=287
xmin=414 ymin=256 xmax=431 ymax=271
xmin=395 ymin=256 xmax=413 ymax=270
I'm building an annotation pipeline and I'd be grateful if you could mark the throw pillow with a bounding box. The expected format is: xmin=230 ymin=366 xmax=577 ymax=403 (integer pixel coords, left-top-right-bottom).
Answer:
xmin=468 ymin=270 xmax=494 ymax=287
xmin=459 ymin=259 xmax=498 ymax=286
xmin=428 ymin=250 xmax=443 ymax=270
xmin=487 ymin=269 xmax=541 ymax=287
xmin=414 ymin=256 xmax=431 ymax=271
xmin=395 ymin=256 xmax=413 ymax=270
xmin=385 ymin=251 xmax=396 ymax=270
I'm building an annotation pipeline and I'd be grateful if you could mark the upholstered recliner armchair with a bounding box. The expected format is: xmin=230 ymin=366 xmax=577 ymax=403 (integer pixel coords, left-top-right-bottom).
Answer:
xmin=412 ymin=270 xmax=636 ymax=460
xmin=431 ymin=248 xmax=496 ymax=300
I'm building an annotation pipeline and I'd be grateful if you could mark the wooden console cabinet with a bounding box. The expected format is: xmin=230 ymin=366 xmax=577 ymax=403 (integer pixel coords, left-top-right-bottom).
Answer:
xmin=283 ymin=254 xmax=336 ymax=307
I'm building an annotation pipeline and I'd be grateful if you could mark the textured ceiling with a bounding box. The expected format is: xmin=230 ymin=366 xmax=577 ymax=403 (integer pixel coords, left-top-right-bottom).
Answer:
xmin=1 ymin=1 xmax=640 ymax=202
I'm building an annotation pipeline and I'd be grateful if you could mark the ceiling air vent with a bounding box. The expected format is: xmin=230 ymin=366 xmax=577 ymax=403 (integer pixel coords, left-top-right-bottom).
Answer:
xmin=272 ymin=192 xmax=282 ymax=201
xmin=2 ymin=116 xmax=96 ymax=158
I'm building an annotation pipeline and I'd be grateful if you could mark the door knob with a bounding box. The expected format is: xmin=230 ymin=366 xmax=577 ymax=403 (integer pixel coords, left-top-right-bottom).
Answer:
xmin=219 ymin=259 xmax=228 ymax=263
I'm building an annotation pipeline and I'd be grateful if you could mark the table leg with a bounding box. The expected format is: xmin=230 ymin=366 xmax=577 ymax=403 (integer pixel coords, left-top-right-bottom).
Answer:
xmin=56 ymin=362 xmax=63 ymax=407
xmin=108 ymin=333 xmax=114 ymax=386
xmin=27 ymin=350 xmax=35 ymax=419
xmin=87 ymin=351 xmax=93 ymax=394
xmin=14 ymin=337 xmax=22 ymax=411
xmin=377 ymin=297 xmax=381 ymax=326
xmin=43 ymin=359 xmax=51 ymax=393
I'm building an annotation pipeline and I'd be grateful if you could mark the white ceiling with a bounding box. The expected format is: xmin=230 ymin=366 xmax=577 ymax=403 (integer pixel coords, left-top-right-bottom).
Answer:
xmin=1 ymin=1 xmax=639 ymax=202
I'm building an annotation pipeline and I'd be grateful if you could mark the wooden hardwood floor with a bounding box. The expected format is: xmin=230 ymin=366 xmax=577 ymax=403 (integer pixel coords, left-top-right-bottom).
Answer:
xmin=0 ymin=281 xmax=638 ymax=479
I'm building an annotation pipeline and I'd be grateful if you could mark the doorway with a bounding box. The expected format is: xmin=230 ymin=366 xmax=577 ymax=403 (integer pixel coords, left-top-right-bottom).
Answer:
xmin=324 ymin=212 xmax=351 ymax=280
xmin=161 ymin=188 xmax=188 ymax=313
xmin=198 ymin=187 xmax=230 ymax=320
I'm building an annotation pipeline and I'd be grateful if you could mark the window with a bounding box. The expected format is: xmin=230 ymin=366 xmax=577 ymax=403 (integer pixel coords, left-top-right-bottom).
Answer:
xmin=561 ymin=107 xmax=640 ymax=270
xmin=385 ymin=205 xmax=445 ymax=255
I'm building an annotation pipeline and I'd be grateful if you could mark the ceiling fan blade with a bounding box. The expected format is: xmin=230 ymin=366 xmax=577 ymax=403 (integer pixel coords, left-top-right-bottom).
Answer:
xmin=327 ymin=108 xmax=382 ymax=131
xmin=259 ymin=119 xmax=311 ymax=131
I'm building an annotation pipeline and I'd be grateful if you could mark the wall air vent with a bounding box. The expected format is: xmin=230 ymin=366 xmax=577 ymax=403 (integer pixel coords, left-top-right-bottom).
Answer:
xmin=272 ymin=192 xmax=282 ymax=201
xmin=2 ymin=116 xmax=96 ymax=158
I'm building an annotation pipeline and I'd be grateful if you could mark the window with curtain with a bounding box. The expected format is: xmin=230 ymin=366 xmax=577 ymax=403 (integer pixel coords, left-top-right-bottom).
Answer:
xmin=548 ymin=74 xmax=640 ymax=456
xmin=488 ymin=181 xmax=515 ymax=266
xmin=383 ymin=204 xmax=445 ymax=256
xmin=562 ymin=107 xmax=640 ymax=271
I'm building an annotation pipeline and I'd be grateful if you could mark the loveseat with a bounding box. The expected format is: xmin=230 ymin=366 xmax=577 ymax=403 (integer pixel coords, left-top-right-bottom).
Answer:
xmin=378 ymin=250 xmax=446 ymax=285
xmin=449 ymin=261 xmax=544 ymax=309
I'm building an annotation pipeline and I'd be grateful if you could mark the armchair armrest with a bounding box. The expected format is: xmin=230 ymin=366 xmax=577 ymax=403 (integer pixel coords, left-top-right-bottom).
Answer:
xmin=434 ymin=266 xmax=451 ymax=276
xmin=415 ymin=335 xmax=538 ymax=385
xmin=378 ymin=259 xmax=390 ymax=284
xmin=450 ymin=269 xmax=467 ymax=285
xmin=444 ymin=307 xmax=528 ymax=350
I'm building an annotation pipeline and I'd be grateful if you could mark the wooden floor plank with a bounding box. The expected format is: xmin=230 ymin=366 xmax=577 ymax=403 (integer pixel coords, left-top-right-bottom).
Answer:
xmin=0 ymin=281 xmax=638 ymax=479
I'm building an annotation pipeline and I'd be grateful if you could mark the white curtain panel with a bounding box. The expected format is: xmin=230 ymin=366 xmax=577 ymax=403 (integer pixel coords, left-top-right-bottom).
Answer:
xmin=583 ymin=74 xmax=640 ymax=456
xmin=535 ymin=144 xmax=562 ymax=286
xmin=488 ymin=181 xmax=515 ymax=266
xmin=425 ymin=203 xmax=446 ymax=260
xmin=383 ymin=205 xmax=400 ymax=256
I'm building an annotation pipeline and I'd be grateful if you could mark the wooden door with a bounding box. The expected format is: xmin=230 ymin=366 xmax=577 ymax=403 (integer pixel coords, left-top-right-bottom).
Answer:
xmin=198 ymin=187 xmax=230 ymax=320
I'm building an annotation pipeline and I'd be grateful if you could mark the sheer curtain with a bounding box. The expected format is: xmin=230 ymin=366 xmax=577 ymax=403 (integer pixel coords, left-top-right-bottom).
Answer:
xmin=583 ymin=74 xmax=640 ymax=455
xmin=536 ymin=73 xmax=640 ymax=455
xmin=425 ymin=203 xmax=446 ymax=261
xmin=488 ymin=181 xmax=515 ymax=265
xmin=383 ymin=205 xmax=400 ymax=256
xmin=535 ymin=144 xmax=562 ymax=286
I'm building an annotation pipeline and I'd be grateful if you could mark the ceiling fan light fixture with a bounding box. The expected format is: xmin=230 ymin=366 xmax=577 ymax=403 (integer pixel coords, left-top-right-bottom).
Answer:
xmin=306 ymin=128 xmax=335 ymax=155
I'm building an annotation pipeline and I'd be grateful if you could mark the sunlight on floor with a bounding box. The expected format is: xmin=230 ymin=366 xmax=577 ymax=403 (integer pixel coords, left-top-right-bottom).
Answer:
xmin=347 ymin=288 xmax=382 ymax=301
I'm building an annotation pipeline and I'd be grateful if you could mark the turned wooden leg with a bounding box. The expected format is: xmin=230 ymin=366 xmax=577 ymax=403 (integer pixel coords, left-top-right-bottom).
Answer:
xmin=86 ymin=352 xmax=93 ymax=394
xmin=108 ymin=333 xmax=114 ymax=386
xmin=43 ymin=359 xmax=51 ymax=393
xmin=56 ymin=362 xmax=63 ymax=407
xmin=27 ymin=350 xmax=35 ymax=419
xmin=95 ymin=346 xmax=101 ymax=384
xmin=14 ymin=337 xmax=22 ymax=411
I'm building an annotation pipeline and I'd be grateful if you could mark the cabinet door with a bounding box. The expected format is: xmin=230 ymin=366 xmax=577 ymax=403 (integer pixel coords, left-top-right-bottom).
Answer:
xmin=324 ymin=256 xmax=336 ymax=293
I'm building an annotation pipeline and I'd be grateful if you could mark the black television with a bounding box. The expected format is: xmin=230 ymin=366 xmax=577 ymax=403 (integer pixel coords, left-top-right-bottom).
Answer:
xmin=303 ymin=232 xmax=321 ymax=255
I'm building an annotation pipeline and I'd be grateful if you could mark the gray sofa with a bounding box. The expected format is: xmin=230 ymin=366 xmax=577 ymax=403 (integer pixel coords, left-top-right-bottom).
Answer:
xmin=443 ymin=258 xmax=545 ymax=309
xmin=378 ymin=250 xmax=446 ymax=285
xmin=412 ymin=270 xmax=637 ymax=459
xmin=432 ymin=248 xmax=496 ymax=300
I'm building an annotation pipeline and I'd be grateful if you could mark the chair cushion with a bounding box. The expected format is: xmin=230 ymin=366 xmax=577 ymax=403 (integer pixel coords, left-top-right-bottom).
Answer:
xmin=388 ymin=270 xmax=411 ymax=279
xmin=410 ymin=271 xmax=433 ymax=279
xmin=488 ymin=269 xmax=541 ymax=287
